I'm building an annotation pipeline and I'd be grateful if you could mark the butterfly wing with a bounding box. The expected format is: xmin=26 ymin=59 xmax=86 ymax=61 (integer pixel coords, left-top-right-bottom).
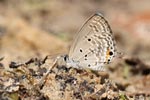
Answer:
xmin=68 ymin=13 xmax=116 ymax=70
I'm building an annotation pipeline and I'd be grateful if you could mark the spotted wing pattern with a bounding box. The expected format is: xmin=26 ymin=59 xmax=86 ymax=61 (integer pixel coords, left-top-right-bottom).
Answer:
xmin=68 ymin=13 xmax=116 ymax=70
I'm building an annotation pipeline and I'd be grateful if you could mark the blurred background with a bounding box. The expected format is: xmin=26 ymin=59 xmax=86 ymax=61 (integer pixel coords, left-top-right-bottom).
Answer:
xmin=0 ymin=0 xmax=150 ymax=97
xmin=0 ymin=0 xmax=150 ymax=66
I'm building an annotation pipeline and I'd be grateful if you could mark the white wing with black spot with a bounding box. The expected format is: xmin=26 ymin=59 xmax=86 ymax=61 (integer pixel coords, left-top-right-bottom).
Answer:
xmin=68 ymin=13 xmax=117 ymax=71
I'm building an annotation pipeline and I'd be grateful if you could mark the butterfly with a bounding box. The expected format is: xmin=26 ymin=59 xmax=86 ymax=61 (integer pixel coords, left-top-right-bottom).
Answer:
xmin=56 ymin=13 xmax=117 ymax=71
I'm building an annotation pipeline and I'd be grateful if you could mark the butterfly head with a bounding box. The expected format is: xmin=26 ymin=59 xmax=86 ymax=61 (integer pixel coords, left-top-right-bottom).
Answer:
xmin=56 ymin=55 xmax=69 ymax=66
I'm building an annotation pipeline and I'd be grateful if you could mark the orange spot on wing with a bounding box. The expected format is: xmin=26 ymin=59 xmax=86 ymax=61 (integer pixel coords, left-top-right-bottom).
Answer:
xmin=106 ymin=48 xmax=110 ymax=62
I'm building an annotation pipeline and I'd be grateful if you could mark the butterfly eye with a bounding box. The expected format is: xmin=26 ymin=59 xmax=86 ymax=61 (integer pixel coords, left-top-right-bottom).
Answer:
xmin=63 ymin=55 xmax=69 ymax=62
xmin=64 ymin=56 xmax=67 ymax=61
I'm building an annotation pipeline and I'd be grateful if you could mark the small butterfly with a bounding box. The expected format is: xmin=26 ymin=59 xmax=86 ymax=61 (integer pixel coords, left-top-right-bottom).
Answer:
xmin=56 ymin=13 xmax=117 ymax=71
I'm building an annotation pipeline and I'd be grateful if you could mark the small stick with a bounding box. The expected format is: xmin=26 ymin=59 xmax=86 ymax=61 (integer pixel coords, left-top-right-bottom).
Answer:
xmin=38 ymin=58 xmax=58 ymax=89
